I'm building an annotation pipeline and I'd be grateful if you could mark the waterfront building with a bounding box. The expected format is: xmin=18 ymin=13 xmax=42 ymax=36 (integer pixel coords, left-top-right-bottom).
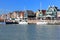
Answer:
xmin=0 ymin=15 xmax=4 ymax=22
xmin=0 ymin=14 xmax=7 ymax=22
xmin=11 ymin=11 xmax=18 ymax=19
xmin=36 ymin=10 xmax=44 ymax=20
xmin=57 ymin=11 xmax=60 ymax=20
xmin=36 ymin=10 xmax=40 ymax=19
xmin=39 ymin=10 xmax=43 ymax=20
xmin=27 ymin=10 xmax=35 ymax=20
xmin=19 ymin=11 xmax=24 ymax=19
xmin=45 ymin=5 xmax=57 ymax=20
xmin=6 ymin=13 xmax=12 ymax=19
xmin=42 ymin=10 xmax=46 ymax=15
xmin=0 ymin=14 xmax=7 ymax=19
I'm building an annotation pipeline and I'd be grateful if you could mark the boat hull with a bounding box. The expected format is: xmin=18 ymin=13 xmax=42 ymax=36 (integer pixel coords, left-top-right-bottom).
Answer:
xmin=19 ymin=22 xmax=28 ymax=24
xmin=6 ymin=22 xmax=18 ymax=24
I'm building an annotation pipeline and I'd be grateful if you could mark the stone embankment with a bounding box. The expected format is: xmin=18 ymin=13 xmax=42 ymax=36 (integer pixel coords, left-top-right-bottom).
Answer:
xmin=28 ymin=20 xmax=60 ymax=24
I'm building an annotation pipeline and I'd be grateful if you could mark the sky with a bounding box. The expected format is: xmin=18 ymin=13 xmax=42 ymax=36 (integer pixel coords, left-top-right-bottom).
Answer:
xmin=0 ymin=0 xmax=60 ymax=14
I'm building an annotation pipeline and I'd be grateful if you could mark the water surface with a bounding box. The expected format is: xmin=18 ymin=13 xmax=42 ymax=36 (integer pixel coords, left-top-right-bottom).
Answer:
xmin=0 ymin=24 xmax=60 ymax=40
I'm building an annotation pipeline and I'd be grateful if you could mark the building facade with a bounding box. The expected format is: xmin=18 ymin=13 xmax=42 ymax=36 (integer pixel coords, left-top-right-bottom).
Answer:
xmin=57 ymin=11 xmax=60 ymax=19
xmin=45 ymin=6 xmax=57 ymax=20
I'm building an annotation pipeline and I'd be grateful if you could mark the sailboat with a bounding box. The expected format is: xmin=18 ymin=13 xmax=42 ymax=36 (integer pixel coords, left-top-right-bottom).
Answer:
xmin=18 ymin=10 xmax=28 ymax=24
xmin=15 ymin=8 xmax=28 ymax=24
xmin=36 ymin=2 xmax=48 ymax=25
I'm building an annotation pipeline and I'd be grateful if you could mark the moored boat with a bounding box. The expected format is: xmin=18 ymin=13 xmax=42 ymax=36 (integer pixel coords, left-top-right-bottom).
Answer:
xmin=5 ymin=20 xmax=18 ymax=24
xmin=18 ymin=20 xmax=28 ymax=24
xmin=6 ymin=21 xmax=18 ymax=24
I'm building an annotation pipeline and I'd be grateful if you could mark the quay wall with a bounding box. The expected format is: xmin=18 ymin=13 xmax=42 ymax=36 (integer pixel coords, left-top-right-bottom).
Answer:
xmin=27 ymin=20 xmax=60 ymax=24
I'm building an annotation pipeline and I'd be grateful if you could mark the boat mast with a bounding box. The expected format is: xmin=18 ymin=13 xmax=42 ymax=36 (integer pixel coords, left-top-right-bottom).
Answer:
xmin=40 ymin=2 xmax=42 ymax=20
xmin=40 ymin=2 xmax=41 ymax=12
xmin=24 ymin=6 xmax=28 ymax=21
xmin=24 ymin=7 xmax=27 ymax=18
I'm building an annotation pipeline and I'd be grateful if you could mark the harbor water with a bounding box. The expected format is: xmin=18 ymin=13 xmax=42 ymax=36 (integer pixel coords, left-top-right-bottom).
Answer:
xmin=0 ymin=24 xmax=60 ymax=40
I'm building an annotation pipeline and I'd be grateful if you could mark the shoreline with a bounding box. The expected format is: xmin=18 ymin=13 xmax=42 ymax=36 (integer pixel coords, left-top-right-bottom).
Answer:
xmin=0 ymin=20 xmax=60 ymax=25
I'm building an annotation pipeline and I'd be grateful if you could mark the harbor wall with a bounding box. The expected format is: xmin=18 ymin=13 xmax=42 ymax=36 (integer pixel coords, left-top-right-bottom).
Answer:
xmin=27 ymin=20 xmax=60 ymax=24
